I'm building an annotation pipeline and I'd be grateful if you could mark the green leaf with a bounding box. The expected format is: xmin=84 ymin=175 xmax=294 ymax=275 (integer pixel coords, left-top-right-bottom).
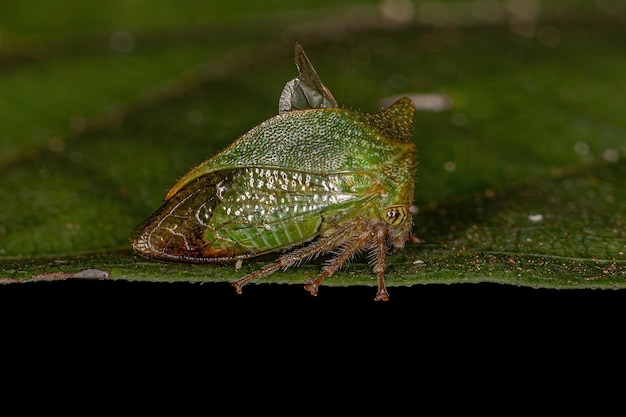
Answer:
xmin=1 ymin=1 xmax=625 ymax=297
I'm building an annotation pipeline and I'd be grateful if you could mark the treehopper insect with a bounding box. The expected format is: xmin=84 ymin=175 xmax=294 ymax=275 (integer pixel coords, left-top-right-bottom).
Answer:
xmin=131 ymin=43 xmax=418 ymax=301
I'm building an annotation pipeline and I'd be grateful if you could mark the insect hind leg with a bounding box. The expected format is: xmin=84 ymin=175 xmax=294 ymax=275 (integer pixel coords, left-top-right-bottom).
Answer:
xmin=231 ymin=260 xmax=283 ymax=295
xmin=231 ymin=222 xmax=358 ymax=295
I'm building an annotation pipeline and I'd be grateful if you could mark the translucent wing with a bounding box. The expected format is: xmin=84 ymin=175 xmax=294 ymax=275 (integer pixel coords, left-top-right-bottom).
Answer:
xmin=131 ymin=167 xmax=378 ymax=262
xmin=131 ymin=171 xmax=236 ymax=261
xmin=278 ymin=43 xmax=338 ymax=113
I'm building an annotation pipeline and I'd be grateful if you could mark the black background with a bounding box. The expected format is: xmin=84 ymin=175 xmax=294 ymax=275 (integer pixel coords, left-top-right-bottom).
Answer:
xmin=3 ymin=279 xmax=621 ymax=345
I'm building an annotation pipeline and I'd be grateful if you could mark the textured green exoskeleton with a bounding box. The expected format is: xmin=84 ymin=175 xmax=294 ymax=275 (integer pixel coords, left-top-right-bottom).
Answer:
xmin=131 ymin=43 xmax=417 ymax=301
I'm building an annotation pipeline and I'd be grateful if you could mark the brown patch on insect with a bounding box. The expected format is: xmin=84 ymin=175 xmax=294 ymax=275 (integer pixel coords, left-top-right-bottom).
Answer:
xmin=133 ymin=227 xmax=243 ymax=262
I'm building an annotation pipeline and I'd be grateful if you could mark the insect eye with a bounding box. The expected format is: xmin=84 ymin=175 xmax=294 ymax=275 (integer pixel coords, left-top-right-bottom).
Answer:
xmin=381 ymin=205 xmax=408 ymax=226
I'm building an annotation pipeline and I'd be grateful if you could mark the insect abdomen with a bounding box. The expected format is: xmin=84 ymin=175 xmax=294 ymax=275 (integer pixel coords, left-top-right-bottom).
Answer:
xmin=214 ymin=215 xmax=323 ymax=251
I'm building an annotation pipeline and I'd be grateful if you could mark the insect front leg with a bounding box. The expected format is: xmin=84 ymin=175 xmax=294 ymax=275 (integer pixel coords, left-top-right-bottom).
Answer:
xmin=372 ymin=225 xmax=390 ymax=302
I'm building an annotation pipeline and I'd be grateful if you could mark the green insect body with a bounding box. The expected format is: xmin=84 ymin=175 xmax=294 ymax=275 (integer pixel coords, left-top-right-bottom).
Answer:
xmin=131 ymin=44 xmax=417 ymax=301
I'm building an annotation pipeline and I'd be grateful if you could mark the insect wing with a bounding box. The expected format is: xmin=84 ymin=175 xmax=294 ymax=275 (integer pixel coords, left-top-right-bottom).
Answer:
xmin=132 ymin=167 xmax=378 ymax=262
xmin=278 ymin=43 xmax=337 ymax=113
xmin=131 ymin=171 xmax=239 ymax=261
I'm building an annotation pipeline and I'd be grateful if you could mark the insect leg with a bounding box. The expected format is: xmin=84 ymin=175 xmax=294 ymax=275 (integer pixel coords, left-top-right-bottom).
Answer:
xmin=231 ymin=225 xmax=354 ymax=294
xmin=372 ymin=224 xmax=390 ymax=301
xmin=303 ymin=229 xmax=373 ymax=297
xmin=231 ymin=261 xmax=283 ymax=294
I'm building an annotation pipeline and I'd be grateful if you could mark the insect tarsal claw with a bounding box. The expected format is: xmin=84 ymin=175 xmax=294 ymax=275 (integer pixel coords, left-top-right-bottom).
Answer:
xmin=303 ymin=283 xmax=319 ymax=296
xmin=232 ymin=281 xmax=244 ymax=295
xmin=374 ymin=289 xmax=390 ymax=302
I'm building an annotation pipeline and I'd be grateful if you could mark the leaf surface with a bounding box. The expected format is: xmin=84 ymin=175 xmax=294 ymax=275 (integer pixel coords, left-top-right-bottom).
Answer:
xmin=2 ymin=1 xmax=625 ymax=293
